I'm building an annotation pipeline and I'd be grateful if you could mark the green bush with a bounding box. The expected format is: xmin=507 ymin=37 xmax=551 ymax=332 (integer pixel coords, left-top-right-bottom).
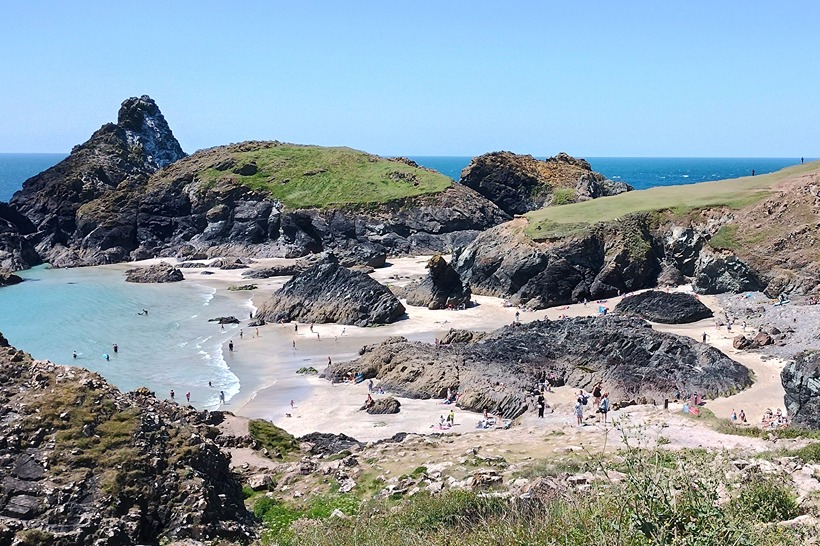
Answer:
xmin=733 ymin=477 xmax=799 ymax=522
xmin=551 ymin=188 xmax=576 ymax=206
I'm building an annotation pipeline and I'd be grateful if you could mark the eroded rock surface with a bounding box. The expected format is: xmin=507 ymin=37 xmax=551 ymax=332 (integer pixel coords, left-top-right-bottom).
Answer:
xmin=325 ymin=316 xmax=751 ymax=418
xmin=614 ymin=291 xmax=713 ymax=324
xmin=782 ymin=350 xmax=820 ymax=429
xmin=125 ymin=263 xmax=184 ymax=283
xmin=256 ymin=255 xmax=405 ymax=326
xmin=401 ymin=255 xmax=471 ymax=310
xmin=0 ymin=333 xmax=254 ymax=544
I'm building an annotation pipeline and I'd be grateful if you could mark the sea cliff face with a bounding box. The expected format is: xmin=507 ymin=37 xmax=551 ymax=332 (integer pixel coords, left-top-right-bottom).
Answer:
xmin=0 ymin=332 xmax=254 ymax=545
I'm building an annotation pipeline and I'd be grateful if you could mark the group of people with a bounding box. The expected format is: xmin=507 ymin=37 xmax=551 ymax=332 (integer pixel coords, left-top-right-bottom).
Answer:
xmin=761 ymin=408 xmax=790 ymax=428
xmin=574 ymin=382 xmax=610 ymax=426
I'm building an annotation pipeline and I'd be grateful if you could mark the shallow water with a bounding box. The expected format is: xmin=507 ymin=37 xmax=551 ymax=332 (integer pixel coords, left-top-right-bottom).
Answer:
xmin=0 ymin=265 xmax=252 ymax=408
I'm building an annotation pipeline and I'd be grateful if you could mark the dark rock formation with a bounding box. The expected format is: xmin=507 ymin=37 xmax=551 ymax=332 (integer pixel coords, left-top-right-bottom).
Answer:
xmin=11 ymin=96 xmax=186 ymax=267
xmin=782 ymin=350 xmax=820 ymax=429
xmin=124 ymin=263 xmax=184 ymax=283
xmin=693 ymin=250 xmax=762 ymax=295
xmin=401 ymin=254 xmax=471 ymax=310
xmin=256 ymin=255 xmax=405 ymax=326
xmin=0 ymin=202 xmax=40 ymax=271
xmin=209 ymin=316 xmax=241 ymax=325
xmin=299 ymin=432 xmax=362 ymax=456
xmin=243 ymin=264 xmax=303 ymax=279
xmin=325 ymin=316 xmax=751 ymax=418
xmin=0 ymin=270 xmax=23 ymax=287
xmin=454 ymin=215 xmax=661 ymax=308
xmin=460 ymin=151 xmax=632 ymax=216
xmin=614 ymin=291 xmax=713 ymax=324
xmin=366 ymin=397 xmax=401 ymax=414
xmin=440 ymin=329 xmax=485 ymax=344
xmin=0 ymin=333 xmax=254 ymax=544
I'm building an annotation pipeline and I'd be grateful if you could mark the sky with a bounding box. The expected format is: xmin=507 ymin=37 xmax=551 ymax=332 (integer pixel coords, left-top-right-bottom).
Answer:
xmin=1 ymin=1 xmax=818 ymax=157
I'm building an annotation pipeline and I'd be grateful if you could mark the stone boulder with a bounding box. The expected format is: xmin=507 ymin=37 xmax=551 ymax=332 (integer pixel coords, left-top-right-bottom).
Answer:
xmin=614 ymin=291 xmax=713 ymax=324
xmin=366 ymin=397 xmax=401 ymax=414
xmin=733 ymin=335 xmax=757 ymax=350
xmin=401 ymin=255 xmax=471 ymax=310
xmin=0 ymin=270 xmax=23 ymax=287
xmin=299 ymin=432 xmax=362 ymax=456
xmin=782 ymin=350 xmax=820 ymax=429
xmin=325 ymin=316 xmax=751 ymax=418
xmin=125 ymin=263 xmax=184 ymax=283
xmin=256 ymin=255 xmax=405 ymax=327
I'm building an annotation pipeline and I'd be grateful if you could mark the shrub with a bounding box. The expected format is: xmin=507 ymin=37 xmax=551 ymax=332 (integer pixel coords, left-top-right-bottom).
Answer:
xmin=733 ymin=477 xmax=799 ymax=522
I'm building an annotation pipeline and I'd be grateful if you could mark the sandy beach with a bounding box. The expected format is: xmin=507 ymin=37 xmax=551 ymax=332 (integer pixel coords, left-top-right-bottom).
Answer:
xmin=126 ymin=254 xmax=795 ymax=448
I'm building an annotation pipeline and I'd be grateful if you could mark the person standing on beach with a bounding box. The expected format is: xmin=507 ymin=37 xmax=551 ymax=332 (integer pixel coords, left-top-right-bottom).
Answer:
xmin=599 ymin=393 xmax=610 ymax=424
xmin=702 ymin=332 xmax=709 ymax=343
xmin=537 ymin=394 xmax=545 ymax=418
xmin=228 ymin=340 xmax=234 ymax=352
xmin=292 ymin=340 xmax=296 ymax=349
xmin=170 ymin=389 xmax=175 ymax=400
xmin=294 ymin=323 xmax=298 ymax=333
xmin=239 ymin=329 xmax=243 ymax=339
xmin=185 ymin=391 xmax=191 ymax=403
xmin=219 ymin=390 xmax=225 ymax=404
xmin=575 ymin=400 xmax=583 ymax=426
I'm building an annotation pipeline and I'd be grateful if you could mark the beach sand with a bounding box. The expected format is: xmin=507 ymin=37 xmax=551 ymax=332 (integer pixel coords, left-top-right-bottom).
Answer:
xmin=134 ymin=256 xmax=791 ymax=446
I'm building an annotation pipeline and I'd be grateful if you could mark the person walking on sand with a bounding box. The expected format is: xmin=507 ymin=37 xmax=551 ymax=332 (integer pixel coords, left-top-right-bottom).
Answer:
xmin=256 ymin=328 xmax=259 ymax=337
xmin=228 ymin=340 xmax=234 ymax=352
xmin=295 ymin=323 xmax=298 ymax=333
xmin=447 ymin=409 xmax=455 ymax=426
xmin=290 ymin=399 xmax=295 ymax=409
xmin=292 ymin=340 xmax=296 ymax=350
xmin=575 ymin=400 xmax=583 ymax=426
xmin=219 ymin=390 xmax=225 ymax=404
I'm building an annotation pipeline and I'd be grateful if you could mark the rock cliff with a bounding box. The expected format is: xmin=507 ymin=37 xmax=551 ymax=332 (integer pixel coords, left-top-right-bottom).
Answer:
xmin=453 ymin=215 xmax=662 ymax=307
xmin=0 ymin=333 xmax=254 ymax=544
xmin=324 ymin=316 xmax=751 ymax=418
xmin=459 ymin=151 xmax=632 ymax=216
xmin=0 ymin=202 xmax=41 ymax=271
xmin=10 ymin=96 xmax=186 ymax=267
xmin=781 ymin=350 xmax=820 ymax=429
xmin=256 ymin=254 xmax=406 ymax=326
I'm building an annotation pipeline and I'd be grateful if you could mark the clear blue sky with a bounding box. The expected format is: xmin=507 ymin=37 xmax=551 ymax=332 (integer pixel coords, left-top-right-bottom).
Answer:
xmin=1 ymin=1 xmax=817 ymax=157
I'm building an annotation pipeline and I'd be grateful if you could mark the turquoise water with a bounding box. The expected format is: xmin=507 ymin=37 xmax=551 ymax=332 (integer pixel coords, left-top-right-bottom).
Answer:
xmin=409 ymin=156 xmax=808 ymax=189
xmin=0 ymin=153 xmax=65 ymax=201
xmin=0 ymin=265 xmax=247 ymax=408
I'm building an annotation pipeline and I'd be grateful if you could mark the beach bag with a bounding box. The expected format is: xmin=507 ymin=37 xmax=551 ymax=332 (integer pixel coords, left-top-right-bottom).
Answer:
xmin=582 ymin=395 xmax=588 ymax=406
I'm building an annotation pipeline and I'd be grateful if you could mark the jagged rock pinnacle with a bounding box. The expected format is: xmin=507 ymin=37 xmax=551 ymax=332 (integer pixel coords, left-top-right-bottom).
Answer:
xmin=117 ymin=95 xmax=185 ymax=169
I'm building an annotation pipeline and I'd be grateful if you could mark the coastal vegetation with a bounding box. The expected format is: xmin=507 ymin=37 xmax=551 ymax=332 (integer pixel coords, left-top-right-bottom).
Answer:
xmin=195 ymin=144 xmax=452 ymax=208
xmin=246 ymin=440 xmax=812 ymax=546
xmin=525 ymin=161 xmax=819 ymax=240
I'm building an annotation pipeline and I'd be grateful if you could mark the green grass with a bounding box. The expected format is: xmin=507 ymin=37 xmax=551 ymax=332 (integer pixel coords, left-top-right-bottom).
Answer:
xmin=525 ymin=161 xmax=820 ymax=240
xmin=248 ymin=419 xmax=300 ymax=459
xmin=196 ymin=144 xmax=452 ymax=208
xmin=708 ymin=224 xmax=740 ymax=250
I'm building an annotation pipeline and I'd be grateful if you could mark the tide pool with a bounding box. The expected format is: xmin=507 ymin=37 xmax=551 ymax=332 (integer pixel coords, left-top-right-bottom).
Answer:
xmin=0 ymin=265 xmax=250 ymax=408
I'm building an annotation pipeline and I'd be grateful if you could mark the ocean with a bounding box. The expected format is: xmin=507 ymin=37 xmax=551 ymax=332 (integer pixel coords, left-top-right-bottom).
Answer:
xmin=0 ymin=153 xmax=808 ymax=408
xmin=408 ymin=156 xmax=807 ymax=189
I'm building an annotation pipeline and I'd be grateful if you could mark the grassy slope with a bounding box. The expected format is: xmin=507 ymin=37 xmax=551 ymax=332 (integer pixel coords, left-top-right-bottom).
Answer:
xmin=196 ymin=145 xmax=452 ymax=208
xmin=525 ymin=161 xmax=820 ymax=240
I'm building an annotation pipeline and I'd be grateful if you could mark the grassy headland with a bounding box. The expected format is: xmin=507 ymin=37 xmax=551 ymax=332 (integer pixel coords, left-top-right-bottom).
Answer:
xmin=196 ymin=144 xmax=452 ymax=208
xmin=525 ymin=161 xmax=820 ymax=240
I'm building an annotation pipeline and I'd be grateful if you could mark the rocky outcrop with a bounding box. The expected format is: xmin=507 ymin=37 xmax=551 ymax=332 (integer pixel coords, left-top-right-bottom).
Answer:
xmin=782 ymin=350 xmax=820 ymax=429
xmin=0 ymin=333 xmax=254 ymax=544
xmin=10 ymin=96 xmax=186 ymax=267
xmin=325 ymin=316 xmax=751 ymax=418
xmin=453 ymin=215 xmax=661 ymax=308
xmin=124 ymin=263 xmax=184 ymax=283
xmin=400 ymin=255 xmax=471 ymax=309
xmin=256 ymin=255 xmax=405 ymax=326
xmin=0 ymin=202 xmax=41 ymax=271
xmin=693 ymin=250 xmax=763 ymax=295
xmin=459 ymin=151 xmax=632 ymax=216
xmin=366 ymin=397 xmax=401 ymax=414
xmin=0 ymin=270 xmax=23 ymax=287
xmin=614 ymin=291 xmax=713 ymax=324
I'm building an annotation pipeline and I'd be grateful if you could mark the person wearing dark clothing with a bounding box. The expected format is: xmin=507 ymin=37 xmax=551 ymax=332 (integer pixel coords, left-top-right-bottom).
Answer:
xmin=537 ymin=395 xmax=545 ymax=418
